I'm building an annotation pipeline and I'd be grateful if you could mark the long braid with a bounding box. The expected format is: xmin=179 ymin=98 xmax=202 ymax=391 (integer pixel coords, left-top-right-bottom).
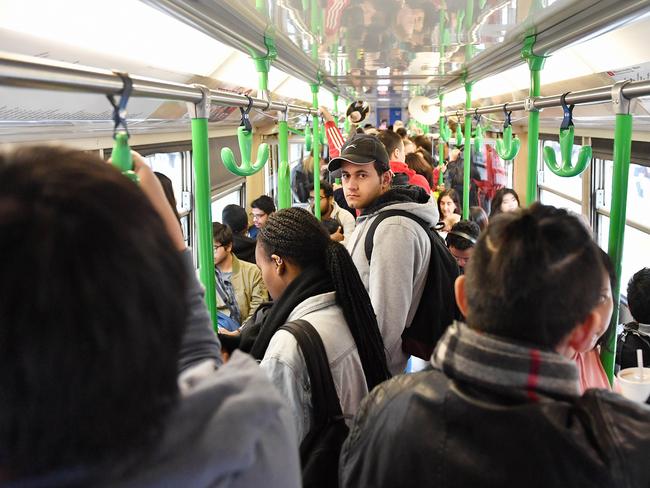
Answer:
xmin=326 ymin=241 xmax=390 ymax=389
xmin=259 ymin=208 xmax=390 ymax=389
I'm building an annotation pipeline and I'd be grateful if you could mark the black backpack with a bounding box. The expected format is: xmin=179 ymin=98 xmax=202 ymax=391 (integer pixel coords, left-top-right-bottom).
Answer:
xmin=617 ymin=323 xmax=650 ymax=371
xmin=364 ymin=209 xmax=461 ymax=360
xmin=280 ymin=320 xmax=349 ymax=488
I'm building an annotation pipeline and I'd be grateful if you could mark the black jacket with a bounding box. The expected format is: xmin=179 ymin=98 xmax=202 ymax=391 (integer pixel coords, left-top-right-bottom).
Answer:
xmin=232 ymin=233 xmax=256 ymax=264
xmin=340 ymin=370 xmax=650 ymax=487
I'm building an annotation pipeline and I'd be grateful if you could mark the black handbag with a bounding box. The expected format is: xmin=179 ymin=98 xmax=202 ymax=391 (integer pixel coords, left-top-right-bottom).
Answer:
xmin=280 ymin=320 xmax=349 ymax=488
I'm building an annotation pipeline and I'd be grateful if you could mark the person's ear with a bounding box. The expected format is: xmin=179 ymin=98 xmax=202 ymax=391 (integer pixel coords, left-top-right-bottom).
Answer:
xmin=271 ymin=254 xmax=285 ymax=275
xmin=454 ymin=275 xmax=469 ymax=317
xmin=381 ymin=170 xmax=392 ymax=190
xmin=565 ymin=311 xmax=601 ymax=354
xmin=226 ymin=243 xmax=233 ymax=253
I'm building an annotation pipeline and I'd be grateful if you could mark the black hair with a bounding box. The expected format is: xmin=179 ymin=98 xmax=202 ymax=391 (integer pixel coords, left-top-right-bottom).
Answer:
xmin=154 ymin=172 xmax=181 ymax=224
xmin=469 ymin=206 xmax=489 ymax=232
xmin=412 ymin=135 xmax=432 ymax=154
xmin=446 ymin=221 xmax=480 ymax=251
xmin=377 ymin=130 xmax=403 ymax=157
xmin=222 ymin=204 xmax=248 ymax=234
xmin=464 ymin=203 xmax=605 ymax=348
xmin=212 ymin=221 xmax=233 ymax=247
xmin=416 ymin=147 xmax=435 ymax=167
xmin=437 ymin=188 xmax=461 ymax=216
xmin=627 ymin=267 xmax=650 ymax=324
xmin=257 ymin=208 xmax=390 ymax=389
xmin=321 ymin=218 xmax=341 ymax=235
xmin=0 ymin=146 xmax=186 ymax=477
xmin=251 ymin=195 xmax=276 ymax=215
xmin=312 ymin=180 xmax=334 ymax=199
xmin=490 ymin=188 xmax=520 ymax=218
xmin=395 ymin=127 xmax=408 ymax=138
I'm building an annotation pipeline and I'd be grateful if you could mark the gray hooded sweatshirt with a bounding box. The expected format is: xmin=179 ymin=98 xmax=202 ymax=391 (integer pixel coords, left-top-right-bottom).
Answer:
xmin=346 ymin=188 xmax=439 ymax=375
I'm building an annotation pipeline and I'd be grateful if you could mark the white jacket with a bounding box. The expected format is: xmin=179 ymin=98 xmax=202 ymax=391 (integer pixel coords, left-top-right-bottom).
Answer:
xmin=260 ymin=292 xmax=368 ymax=441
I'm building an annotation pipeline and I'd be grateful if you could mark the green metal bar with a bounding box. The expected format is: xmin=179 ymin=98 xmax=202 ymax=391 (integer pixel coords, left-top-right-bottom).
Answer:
xmin=462 ymin=81 xmax=473 ymax=219
xmin=311 ymin=82 xmax=321 ymax=220
xmin=438 ymin=94 xmax=445 ymax=187
xmin=601 ymin=112 xmax=633 ymax=383
xmin=522 ymin=36 xmax=546 ymax=206
xmin=278 ymin=119 xmax=291 ymax=209
xmin=191 ymin=117 xmax=217 ymax=329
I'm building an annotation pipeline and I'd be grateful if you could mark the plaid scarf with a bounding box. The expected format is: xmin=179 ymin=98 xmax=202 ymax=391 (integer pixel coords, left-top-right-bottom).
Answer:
xmin=431 ymin=322 xmax=580 ymax=402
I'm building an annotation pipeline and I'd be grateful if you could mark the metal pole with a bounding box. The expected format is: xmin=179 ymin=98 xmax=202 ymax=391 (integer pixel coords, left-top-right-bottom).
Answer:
xmin=278 ymin=116 xmax=291 ymax=209
xmin=438 ymin=95 xmax=445 ymax=187
xmin=601 ymin=81 xmax=634 ymax=383
xmin=462 ymin=81 xmax=473 ymax=219
xmin=187 ymin=87 xmax=218 ymax=329
xmin=311 ymin=82 xmax=321 ymax=220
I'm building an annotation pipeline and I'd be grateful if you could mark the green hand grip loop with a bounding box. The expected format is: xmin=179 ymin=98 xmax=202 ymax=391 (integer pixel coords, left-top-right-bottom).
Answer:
xmin=479 ymin=0 xmax=487 ymax=8
xmin=543 ymin=126 xmax=592 ymax=177
xmin=111 ymin=131 xmax=139 ymax=183
xmin=221 ymin=126 xmax=269 ymax=177
xmin=305 ymin=122 xmax=313 ymax=152
xmin=440 ymin=118 xmax=452 ymax=142
xmin=456 ymin=9 xmax=465 ymax=41
xmin=496 ymin=126 xmax=521 ymax=160
xmin=455 ymin=119 xmax=464 ymax=146
xmin=473 ymin=123 xmax=484 ymax=153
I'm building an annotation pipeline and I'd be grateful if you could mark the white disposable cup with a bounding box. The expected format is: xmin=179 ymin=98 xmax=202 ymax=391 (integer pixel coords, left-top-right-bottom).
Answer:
xmin=617 ymin=367 xmax=650 ymax=403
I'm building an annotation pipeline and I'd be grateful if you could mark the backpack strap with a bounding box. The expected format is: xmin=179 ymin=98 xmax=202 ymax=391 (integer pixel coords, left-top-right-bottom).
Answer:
xmin=364 ymin=209 xmax=431 ymax=262
xmin=280 ymin=320 xmax=343 ymax=430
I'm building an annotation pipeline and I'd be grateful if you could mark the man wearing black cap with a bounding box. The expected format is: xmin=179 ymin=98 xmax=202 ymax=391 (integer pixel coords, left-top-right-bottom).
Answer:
xmin=329 ymin=134 xmax=439 ymax=375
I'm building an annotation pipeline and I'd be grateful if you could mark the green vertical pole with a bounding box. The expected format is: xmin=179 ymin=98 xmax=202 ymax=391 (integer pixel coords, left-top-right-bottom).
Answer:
xmin=278 ymin=117 xmax=291 ymax=209
xmin=311 ymin=83 xmax=321 ymax=220
xmin=189 ymin=103 xmax=217 ymax=329
xmin=438 ymin=94 xmax=445 ymax=187
xmin=522 ymin=36 xmax=546 ymax=206
xmin=601 ymin=110 xmax=633 ymax=383
xmin=462 ymin=81 xmax=473 ymax=219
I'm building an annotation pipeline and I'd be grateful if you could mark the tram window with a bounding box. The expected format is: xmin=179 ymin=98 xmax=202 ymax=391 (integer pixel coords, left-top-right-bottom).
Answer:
xmin=144 ymin=152 xmax=185 ymax=214
xmin=597 ymin=215 xmax=650 ymax=292
xmin=540 ymin=140 xmax=584 ymax=201
xmin=539 ymin=188 xmax=582 ymax=215
xmin=211 ymin=185 xmax=243 ymax=223
xmin=601 ymin=160 xmax=650 ymax=228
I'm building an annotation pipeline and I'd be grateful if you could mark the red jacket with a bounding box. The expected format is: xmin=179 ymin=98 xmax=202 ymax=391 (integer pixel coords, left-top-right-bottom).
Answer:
xmin=390 ymin=161 xmax=431 ymax=193
xmin=324 ymin=120 xmax=345 ymax=158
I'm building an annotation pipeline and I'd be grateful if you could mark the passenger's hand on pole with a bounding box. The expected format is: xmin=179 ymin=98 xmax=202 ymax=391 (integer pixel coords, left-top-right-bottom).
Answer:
xmin=129 ymin=151 xmax=186 ymax=251
xmin=319 ymin=106 xmax=334 ymax=123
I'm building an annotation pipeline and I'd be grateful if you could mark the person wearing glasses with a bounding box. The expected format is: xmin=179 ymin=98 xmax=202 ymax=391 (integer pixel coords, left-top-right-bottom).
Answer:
xmin=248 ymin=195 xmax=276 ymax=240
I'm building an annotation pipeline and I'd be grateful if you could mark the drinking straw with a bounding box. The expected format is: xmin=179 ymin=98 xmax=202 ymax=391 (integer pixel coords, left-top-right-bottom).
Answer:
xmin=637 ymin=349 xmax=644 ymax=380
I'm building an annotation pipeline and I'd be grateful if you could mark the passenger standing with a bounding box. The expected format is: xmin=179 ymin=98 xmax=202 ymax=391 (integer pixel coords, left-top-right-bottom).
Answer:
xmin=212 ymin=222 xmax=267 ymax=330
xmin=222 ymin=204 xmax=256 ymax=264
xmin=377 ymin=129 xmax=431 ymax=192
xmin=248 ymin=195 xmax=275 ymax=240
xmin=490 ymin=187 xmax=520 ymax=218
xmin=340 ymin=203 xmax=650 ymax=488
xmin=617 ymin=267 xmax=650 ymax=371
xmin=445 ymin=220 xmax=480 ymax=273
xmin=309 ymin=180 xmax=356 ymax=244
xmin=0 ymin=146 xmax=300 ymax=488
xmin=437 ymin=188 xmax=461 ymax=233
xmin=329 ymin=134 xmax=439 ymax=375
xmin=250 ymin=208 xmax=390 ymax=440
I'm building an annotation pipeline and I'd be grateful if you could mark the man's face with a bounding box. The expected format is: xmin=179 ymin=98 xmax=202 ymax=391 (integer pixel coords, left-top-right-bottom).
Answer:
xmin=309 ymin=189 xmax=330 ymax=215
xmin=251 ymin=209 xmax=269 ymax=228
xmin=213 ymin=241 xmax=231 ymax=266
xmin=448 ymin=245 xmax=473 ymax=270
xmin=340 ymin=161 xmax=390 ymax=210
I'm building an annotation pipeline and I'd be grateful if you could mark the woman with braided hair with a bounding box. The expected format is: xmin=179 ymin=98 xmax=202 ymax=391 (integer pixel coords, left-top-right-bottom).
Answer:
xmin=250 ymin=207 xmax=390 ymax=441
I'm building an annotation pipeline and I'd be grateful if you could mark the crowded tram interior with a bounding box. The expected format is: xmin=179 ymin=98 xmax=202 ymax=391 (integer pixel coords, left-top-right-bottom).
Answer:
xmin=1 ymin=0 xmax=650 ymax=486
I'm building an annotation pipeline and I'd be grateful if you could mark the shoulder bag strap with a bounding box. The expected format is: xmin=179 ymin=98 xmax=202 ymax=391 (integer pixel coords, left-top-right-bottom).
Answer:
xmin=280 ymin=320 xmax=343 ymax=428
xmin=364 ymin=209 xmax=430 ymax=262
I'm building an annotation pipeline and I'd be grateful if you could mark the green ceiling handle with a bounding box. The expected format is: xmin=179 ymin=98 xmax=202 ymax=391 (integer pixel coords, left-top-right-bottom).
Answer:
xmin=221 ymin=126 xmax=269 ymax=177
xmin=111 ymin=132 xmax=139 ymax=183
xmin=455 ymin=118 xmax=464 ymax=146
xmin=479 ymin=0 xmax=487 ymax=8
xmin=107 ymin=72 xmax=138 ymax=183
xmin=496 ymin=107 xmax=520 ymax=160
xmin=305 ymin=119 xmax=313 ymax=152
xmin=440 ymin=117 xmax=452 ymax=142
xmin=456 ymin=9 xmax=465 ymax=41
xmin=542 ymin=94 xmax=592 ymax=177
xmin=496 ymin=126 xmax=521 ymax=160
xmin=473 ymin=113 xmax=484 ymax=153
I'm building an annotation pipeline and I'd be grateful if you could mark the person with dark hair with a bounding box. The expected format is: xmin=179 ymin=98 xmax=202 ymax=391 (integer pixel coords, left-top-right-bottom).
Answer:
xmin=444 ymin=145 xmax=481 ymax=209
xmin=376 ymin=129 xmax=430 ymax=192
xmin=340 ymin=203 xmax=650 ymax=488
xmin=154 ymin=171 xmax=181 ymax=225
xmin=250 ymin=208 xmax=390 ymax=440
xmin=222 ymin=204 xmax=256 ymax=264
xmin=412 ymin=134 xmax=432 ymax=155
xmin=445 ymin=220 xmax=480 ymax=272
xmin=0 ymin=146 xmax=300 ymax=487
xmin=329 ymin=133 xmax=439 ymax=374
xmin=395 ymin=127 xmax=408 ymax=138
xmin=437 ymin=188 xmax=461 ymax=233
xmin=469 ymin=205 xmax=489 ymax=232
xmin=490 ymin=187 xmax=520 ymax=217
xmin=617 ymin=267 xmax=650 ymax=371
xmin=405 ymin=152 xmax=433 ymax=190
xmin=212 ymin=222 xmax=267 ymax=330
xmin=309 ymin=179 xmax=355 ymax=244
xmin=248 ymin=195 xmax=276 ymax=239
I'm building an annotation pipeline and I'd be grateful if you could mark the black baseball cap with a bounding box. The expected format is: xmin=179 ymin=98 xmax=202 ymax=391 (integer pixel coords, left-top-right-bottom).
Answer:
xmin=328 ymin=134 xmax=390 ymax=173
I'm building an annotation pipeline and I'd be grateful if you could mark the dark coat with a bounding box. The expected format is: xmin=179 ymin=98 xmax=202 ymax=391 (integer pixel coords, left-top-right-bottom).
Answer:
xmin=232 ymin=233 xmax=256 ymax=264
